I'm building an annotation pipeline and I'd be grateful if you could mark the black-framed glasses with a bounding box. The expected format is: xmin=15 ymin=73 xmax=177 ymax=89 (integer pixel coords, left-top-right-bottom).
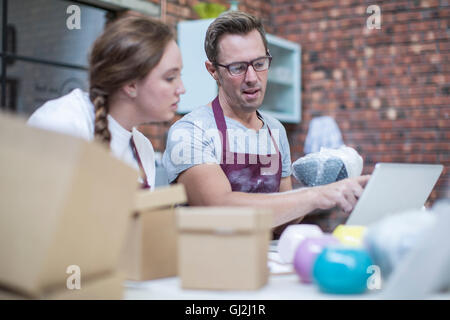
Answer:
xmin=215 ymin=55 xmax=272 ymax=76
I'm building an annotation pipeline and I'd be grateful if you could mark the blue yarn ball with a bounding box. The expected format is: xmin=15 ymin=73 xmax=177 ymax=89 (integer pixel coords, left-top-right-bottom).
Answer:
xmin=312 ymin=247 xmax=374 ymax=294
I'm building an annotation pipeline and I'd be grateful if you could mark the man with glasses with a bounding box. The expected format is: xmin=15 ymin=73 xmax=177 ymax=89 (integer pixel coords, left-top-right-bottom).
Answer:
xmin=163 ymin=11 xmax=369 ymax=235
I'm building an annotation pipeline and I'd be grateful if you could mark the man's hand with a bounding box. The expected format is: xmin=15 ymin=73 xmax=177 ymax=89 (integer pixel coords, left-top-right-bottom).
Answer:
xmin=309 ymin=175 xmax=371 ymax=214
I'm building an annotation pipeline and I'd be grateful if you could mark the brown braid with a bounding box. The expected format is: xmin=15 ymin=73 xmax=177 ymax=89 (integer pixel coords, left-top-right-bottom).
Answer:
xmin=91 ymin=91 xmax=111 ymax=145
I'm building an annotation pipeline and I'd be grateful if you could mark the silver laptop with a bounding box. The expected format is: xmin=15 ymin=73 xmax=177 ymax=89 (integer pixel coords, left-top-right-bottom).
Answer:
xmin=346 ymin=163 xmax=443 ymax=226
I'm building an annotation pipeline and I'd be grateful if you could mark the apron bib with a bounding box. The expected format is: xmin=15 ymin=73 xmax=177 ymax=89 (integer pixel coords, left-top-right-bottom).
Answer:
xmin=212 ymin=96 xmax=282 ymax=193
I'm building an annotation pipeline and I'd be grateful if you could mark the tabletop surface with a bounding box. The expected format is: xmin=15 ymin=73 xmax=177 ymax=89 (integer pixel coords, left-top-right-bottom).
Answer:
xmin=123 ymin=249 xmax=381 ymax=300
xmin=123 ymin=237 xmax=450 ymax=300
xmin=124 ymin=274 xmax=382 ymax=300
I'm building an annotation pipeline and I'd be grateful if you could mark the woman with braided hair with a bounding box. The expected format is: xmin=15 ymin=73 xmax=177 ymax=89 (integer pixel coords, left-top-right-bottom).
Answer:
xmin=28 ymin=15 xmax=185 ymax=190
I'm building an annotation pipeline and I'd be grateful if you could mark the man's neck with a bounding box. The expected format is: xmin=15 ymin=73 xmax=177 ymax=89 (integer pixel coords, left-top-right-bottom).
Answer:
xmin=217 ymin=94 xmax=263 ymax=131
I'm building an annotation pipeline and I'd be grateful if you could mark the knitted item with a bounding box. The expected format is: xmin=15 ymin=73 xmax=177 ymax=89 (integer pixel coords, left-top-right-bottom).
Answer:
xmin=292 ymin=146 xmax=363 ymax=187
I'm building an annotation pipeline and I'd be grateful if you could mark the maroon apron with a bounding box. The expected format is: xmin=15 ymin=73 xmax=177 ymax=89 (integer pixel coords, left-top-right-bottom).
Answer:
xmin=212 ymin=96 xmax=282 ymax=193
xmin=130 ymin=136 xmax=151 ymax=190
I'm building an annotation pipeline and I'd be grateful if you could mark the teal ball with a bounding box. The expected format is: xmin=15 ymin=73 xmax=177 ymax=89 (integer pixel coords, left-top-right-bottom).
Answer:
xmin=312 ymin=247 xmax=374 ymax=294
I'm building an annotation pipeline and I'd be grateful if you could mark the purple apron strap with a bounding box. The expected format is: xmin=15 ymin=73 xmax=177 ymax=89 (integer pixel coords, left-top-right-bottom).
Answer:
xmin=213 ymin=97 xmax=281 ymax=158
xmin=212 ymin=96 xmax=229 ymax=164
xmin=257 ymin=110 xmax=281 ymax=156
xmin=130 ymin=136 xmax=151 ymax=190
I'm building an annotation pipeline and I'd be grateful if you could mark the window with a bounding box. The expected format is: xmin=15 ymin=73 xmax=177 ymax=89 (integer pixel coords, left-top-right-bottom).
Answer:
xmin=0 ymin=0 xmax=109 ymax=115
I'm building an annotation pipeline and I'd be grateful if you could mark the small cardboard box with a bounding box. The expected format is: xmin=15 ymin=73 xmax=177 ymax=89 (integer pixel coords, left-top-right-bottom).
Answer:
xmin=120 ymin=184 xmax=187 ymax=281
xmin=0 ymin=112 xmax=138 ymax=297
xmin=176 ymin=207 xmax=273 ymax=290
xmin=0 ymin=272 xmax=124 ymax=300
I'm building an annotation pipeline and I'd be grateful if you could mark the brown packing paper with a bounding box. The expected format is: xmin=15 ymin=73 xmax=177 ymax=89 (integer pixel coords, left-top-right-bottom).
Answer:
xmin=120 ymin=184 xmax=187 ymax=281
xmin=176 ymin=207 xmax=273 ymax=290
xmin=0 ymin=112 xmax=138 ymax=297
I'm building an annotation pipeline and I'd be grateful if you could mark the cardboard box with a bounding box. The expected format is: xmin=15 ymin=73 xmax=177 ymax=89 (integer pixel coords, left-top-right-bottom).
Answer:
xmin=0 ymin=272 xmax=124 ymax=300
xmin=0 ymin=112 xmax=138 ymax=297
xmin=120 ymin=184 xmax=187 ymax=281
xmin=176 ymin=207 xmax=273 ymax=290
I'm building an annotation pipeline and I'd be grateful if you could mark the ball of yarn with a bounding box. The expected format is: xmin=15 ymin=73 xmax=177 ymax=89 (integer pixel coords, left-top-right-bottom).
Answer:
xmin=293 ymin=234 xmax=339 ymax=283
xmin=292 ymin=146 xmax=363 ymax=187
xmin=313 ymin=246 xmax=374 ymax=294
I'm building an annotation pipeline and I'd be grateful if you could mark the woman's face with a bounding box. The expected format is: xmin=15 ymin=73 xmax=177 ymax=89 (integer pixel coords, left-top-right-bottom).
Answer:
xmin=135 ymin=40 xmax=185 ymax=123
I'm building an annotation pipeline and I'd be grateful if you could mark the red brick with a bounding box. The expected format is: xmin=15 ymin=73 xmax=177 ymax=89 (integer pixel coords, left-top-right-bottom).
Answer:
xmin=310 ymin=0 xmax=334 ymax=10
xmin=420 ymin=0 xmax=441 ymax=8
xmin=439 ymin=8 xmax=450 ymax=18
xmin=396 ymin=11 xmax=422 ymax=22
xmin=166 ymin=2 xmax=191 ymax=17
xmin=439 ymin=42 xmax=450 ymax=51
xmin=410 ymin=20 xmax=440 ymax=31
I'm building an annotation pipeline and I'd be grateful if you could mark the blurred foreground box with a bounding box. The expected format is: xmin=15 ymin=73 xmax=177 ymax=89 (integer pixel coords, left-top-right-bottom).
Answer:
xmin=120 ymin=184 xmax=187 ymax=281
xmin=0 ymin=112 xmax=137 ymax=298
xmin=177 ymin=207 xmax=273 ymax=290
xmin=0 ymin=272 xmax=124 ymax=300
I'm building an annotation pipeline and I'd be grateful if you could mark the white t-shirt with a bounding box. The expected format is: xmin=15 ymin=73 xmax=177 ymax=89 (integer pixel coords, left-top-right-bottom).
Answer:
xmin=27 ymin=88 xmax=155 ymax=189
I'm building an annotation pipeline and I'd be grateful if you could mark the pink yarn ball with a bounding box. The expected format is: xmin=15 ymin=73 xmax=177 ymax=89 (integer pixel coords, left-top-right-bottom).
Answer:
xmin=293 ymin=234 xmax=339 ymax=283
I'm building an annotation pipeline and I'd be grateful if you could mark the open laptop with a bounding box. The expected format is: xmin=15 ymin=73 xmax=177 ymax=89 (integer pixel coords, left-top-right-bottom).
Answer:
xmin=346 ymin=163 xmax=443 ymax=226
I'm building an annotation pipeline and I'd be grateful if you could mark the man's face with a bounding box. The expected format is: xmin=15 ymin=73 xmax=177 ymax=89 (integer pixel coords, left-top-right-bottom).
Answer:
xmin=213 ymin=29 xmax=268 ymax=112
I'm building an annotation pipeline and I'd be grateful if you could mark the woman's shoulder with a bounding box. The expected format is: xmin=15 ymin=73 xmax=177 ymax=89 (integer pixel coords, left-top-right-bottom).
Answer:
xmin=27 ymin=88 xmax=95 ymax=139
xmin=30 ymin=89 xmax=91 ymax=117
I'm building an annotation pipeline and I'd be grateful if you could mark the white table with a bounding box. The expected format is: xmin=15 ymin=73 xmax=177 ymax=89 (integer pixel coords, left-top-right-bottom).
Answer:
xmin=124 ymin=273 xmax=382 ymax=300
xmin=123 ymin=249 xmax=450 ymax=300
xmin=124 ymin=206 xmax=450 ymax=300
xmin=124 ymin=250 xmax=380 ymax=300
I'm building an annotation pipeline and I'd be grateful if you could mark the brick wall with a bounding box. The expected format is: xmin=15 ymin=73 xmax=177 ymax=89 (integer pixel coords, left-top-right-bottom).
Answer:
xmin=271 ymin=0 xmax=449 ymax=206
xmin=139 ymin=0 xmax=449 ymax=207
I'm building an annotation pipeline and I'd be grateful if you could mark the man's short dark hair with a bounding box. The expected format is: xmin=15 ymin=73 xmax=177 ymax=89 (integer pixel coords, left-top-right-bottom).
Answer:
xmin=204 ymin=11 xmax=268 ymax=65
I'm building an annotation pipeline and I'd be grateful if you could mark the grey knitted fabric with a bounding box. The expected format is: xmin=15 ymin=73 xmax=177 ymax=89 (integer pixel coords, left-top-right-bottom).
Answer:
xmin=292 ymin=154 xmax=348 ymax=187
